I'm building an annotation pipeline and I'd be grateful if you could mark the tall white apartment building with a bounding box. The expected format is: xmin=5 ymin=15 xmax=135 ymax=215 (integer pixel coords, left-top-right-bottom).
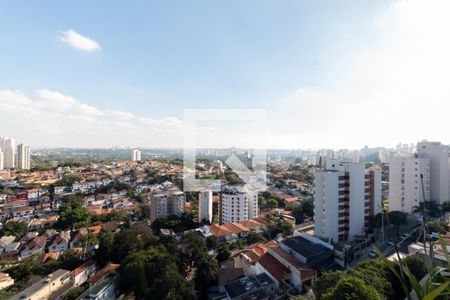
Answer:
xmin=132 ymin=149 xmax=141 ymax=161
xmin=149 ymin=189 xmax=185 ymax=223
xmin=0 ymin=137 xmax=15 ymax=169
xmin=389 ymin=155 xmax=430 ymax=213
xmin=0 ymin=150 xmax=3 ymax=170
xmin=314 ymin=160 xmax=381 ymax=243
xmin=220 ymin=187 xmax=258 ymax=224
xmin=416 ymin=141 xmax=450 ymax=204
xmin=199 ymin=189 xmax=213 ymax=223
xmin=17 ymin=144 xmax=31 ymax=170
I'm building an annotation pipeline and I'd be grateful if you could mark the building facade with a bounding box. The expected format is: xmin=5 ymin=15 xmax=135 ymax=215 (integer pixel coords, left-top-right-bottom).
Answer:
xmin=198 ymin=189 xmax=213 ymax=223
xmin=314 ymin=160 xmax=381 ymax=243
xmin=220 ymin=187 xmax=258 ymax=224
xmin=132 ymin=149 xmax=141 ymax=161
xmin=149 ymin=189 xmax=185 ymax=222
xmin=416 ymin=141 xmax=450 ymax=204
xmin=17 ymin=143 xmax=31 ymax=170
xmin=389 ymin=155 xmax=431 ymax=213
xmin=0 ymin=137 xmax=15 ymax=169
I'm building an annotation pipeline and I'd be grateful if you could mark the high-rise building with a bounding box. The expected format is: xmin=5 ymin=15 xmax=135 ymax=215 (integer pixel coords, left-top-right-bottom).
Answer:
xmin=220 ymin=187 xmax=258 ymax=224
xmin=17 ymin=144 xmax=31 ymax=170
xmin=389 ymin=155 xmax=430 ymax=213
xmin=149 ymin=189 xmax=185 ymax=223
xmin=416 ymin=141 xmax=450 ymax=204
xmin=199 ymin=189 xmax=213 ymax=223
xmin=0 ymin=150 xmax=3 ymax=170
xmin=314 ymin=160 xmax=381 ymax=243
xmin=0 ymin=137 xmax=15 ymax=169
xmin=132 ymin=149 xmax=141 ymax=161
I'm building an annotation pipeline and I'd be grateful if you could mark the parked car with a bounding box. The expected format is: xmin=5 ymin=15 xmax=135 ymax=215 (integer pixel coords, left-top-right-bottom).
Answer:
xmin=368 ymin=250 xmax=378 ymax=258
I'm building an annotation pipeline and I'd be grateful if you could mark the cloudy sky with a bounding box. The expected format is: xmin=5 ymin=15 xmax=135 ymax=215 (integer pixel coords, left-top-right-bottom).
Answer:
xmin=0 ymin=0 xmax=449 ymax=149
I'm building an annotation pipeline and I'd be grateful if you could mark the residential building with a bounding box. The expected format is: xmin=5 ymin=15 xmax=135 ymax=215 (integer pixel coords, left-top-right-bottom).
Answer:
xmin=220 ymin=187 xmax=258 ymax=224
xmin=223 ymin=273 xmax=281 ymax=300
xmin=0 ymin=150 xmax=3 ymax=170
xmin=10 ymin=269 xmax=70 ymax=300
xmin=389 ymin=155 xmax=431 ymax=213
xmin=314 ymin=160 xmax=382 ymax=243
xmin=0 ymin=137 xmax=15 ymax=169
xmin=70 ymin=260 xmax=97 ymax=287
xmin=132 ymin=149 xmax=141 ymax=161
xmin=17 ymin=143 xmax=31 ymax=170
xmin=416 ymin=141 xmax=450 ymax=204
xmin=149 ymin=189 xmax=185 ymax=222
xmin=0 ymin=273 xmax=14 ymax=290
xmin=199 ymin=189 xmax=213 ymax=223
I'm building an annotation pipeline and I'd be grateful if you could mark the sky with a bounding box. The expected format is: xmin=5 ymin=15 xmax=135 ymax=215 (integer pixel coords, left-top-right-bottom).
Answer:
xmin=1 ymin=0 xmax=449 ymax=149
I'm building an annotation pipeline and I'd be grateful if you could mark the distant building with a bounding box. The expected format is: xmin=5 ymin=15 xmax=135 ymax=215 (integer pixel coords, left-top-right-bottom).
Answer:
xmin=17 ymin=143 xmax=31 ymax=170
xmin=0 ymin=137 xmax=15 ymax=169
xmin=150 ymin=189 xmax=185 ymax=222
xmin=416 ymin=141 xmax=450 ymax=204
xmin=220 ymin=187 xmax=258 ymax=224
xmin=314 ymin=159 xmax=382 ymax=243
xmin=132 ymin=149 xmax=141 ymax=161
xmin=199 ymin=189 xmax=213 ymax=223
xmin=0 ymin=150 xmax=3 ymax=170
xmin=389 ymin=155 xmax=430 ymax=213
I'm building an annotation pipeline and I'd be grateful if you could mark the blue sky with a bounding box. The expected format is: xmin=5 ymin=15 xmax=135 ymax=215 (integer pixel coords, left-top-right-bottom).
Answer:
xmin=1 ymin=0 xmax=449 ymax=148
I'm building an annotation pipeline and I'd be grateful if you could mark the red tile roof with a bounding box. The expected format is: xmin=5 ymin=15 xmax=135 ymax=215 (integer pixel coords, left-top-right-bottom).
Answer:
xmin=70 ymin=259 xmax=97 ymax=277
xmin=257 ymin=252 xmax=290 ymax=282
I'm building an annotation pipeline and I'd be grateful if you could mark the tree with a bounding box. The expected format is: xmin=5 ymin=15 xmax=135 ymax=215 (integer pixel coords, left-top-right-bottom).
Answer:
xmin=291 ymin=204 xmax=305 ymax=224
xmin=216 ymin=245 xmax=231 ymax=263
xmin=267 ymin=198 xmax=278 ymax=209
xmin=112 ymin=225 xmax=159 ymax=263
xmin=313 ymin=271 xmax=344 ymax=299
xmin=387 ymin=211 xmax=407 ymax=234
xmin=246 ymin=232 xmax=264 ymax=245
xmin=57 ymin=201 xmax=91 ymax=230
xmin=59 ymin=174 xmax=83 ymax=186
xmin=120 ymin=247 xmax=195 ymax=300
xmin=195 ymin=255 xmax=219 ymax=296
xmin=206 ymin=235 xmax=219 ymax=250
xmin=301 ymin=198 xmax=314 ymax=218
xmin=1 ymin=222 xmax=28 ymax=239
xmin=348 ymin=259 xmax=393 ymax=299
xmin=95 ymin=232 xmax=115 ymax=265
xmin=63 ymin=287 xmax=85 ymax=300
xmin=442 ymin=200 xmax=450 ymax=213
xmin=321 ymin=276 xmax=380 ymax=300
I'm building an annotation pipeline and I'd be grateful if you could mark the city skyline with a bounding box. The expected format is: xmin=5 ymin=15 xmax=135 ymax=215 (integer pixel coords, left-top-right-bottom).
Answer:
xmin=1 ymin=0 xmax=450 ymax=149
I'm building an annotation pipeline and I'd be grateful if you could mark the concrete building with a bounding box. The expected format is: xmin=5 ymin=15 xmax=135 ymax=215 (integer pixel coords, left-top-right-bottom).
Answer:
xmin=0 ymin=150 xmax=3 ymax=170
xmin=132 ymin=149 xmax=141 ymax=161
xmin=149 ymin=189 xmax=185 ymax=222
xmin=314 ymin=160 xmax=382 ymax=243
xmin=389 ymin=155 xmax=430 ymax=213
xmin=10 ymin=269 xmax=70 ymax=300
xmin=0 ymin=137 xmax=15 ymax=169
xmin=416 ymin=141 xmax=450 ymax=204
xmin=199 ymin=189 xmax=213 ymax=223
xmin=220 ymin=187 xmax=258 ymax=224
xmin=17 ymin=143 xmax=31 ymax=170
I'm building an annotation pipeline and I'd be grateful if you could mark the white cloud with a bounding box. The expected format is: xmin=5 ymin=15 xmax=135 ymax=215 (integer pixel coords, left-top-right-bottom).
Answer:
xmin=0 ymin=90 xmax=186 ymax=147
xmin=268 ymin=0 xmax=450 ymax=149
xmin=59 ymin=29 xmax=101 ymax=52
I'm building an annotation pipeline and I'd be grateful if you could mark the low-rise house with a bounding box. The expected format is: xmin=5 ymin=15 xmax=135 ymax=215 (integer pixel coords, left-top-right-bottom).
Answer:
xmin=12 ymin=206 xmax=34 ymax=218
xmin=70 ymin=259 xmax=97 ymax=287
xmin=0 ymin=235 xmax=16 ymax=253
xmin=47 ymin=230 xmax=70 ymax=253
xmin=0 ymin=273 xmax=14 ymax=290
xmin=223 ymin=273 xmax=281 ymax=300
xmin=27 ymin=189 xmax=39 ymax=199
xmin=54 ymin=186 xmax=65 ymax=195
xmin=9 ymin=269 xmax=70 ymax=300
xmin=88 ymin=263 xmax=120 ymax=286
xmin=20 ymin=235 xmax=48 ymax=258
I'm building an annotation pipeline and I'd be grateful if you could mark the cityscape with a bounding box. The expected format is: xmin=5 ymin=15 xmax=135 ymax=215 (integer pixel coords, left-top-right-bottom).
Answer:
xmin=1 ymin=1 xmax=450 ymax=300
